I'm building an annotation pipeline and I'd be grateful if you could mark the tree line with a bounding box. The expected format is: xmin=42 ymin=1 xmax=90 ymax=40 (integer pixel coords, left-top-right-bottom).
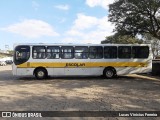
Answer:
xmin=102 ymin=0 xmax=160 ymax=58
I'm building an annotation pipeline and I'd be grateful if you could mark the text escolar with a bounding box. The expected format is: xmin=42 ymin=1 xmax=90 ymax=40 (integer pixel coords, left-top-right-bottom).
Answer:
xmin=66 ymin=63 xmax=85 ymax=67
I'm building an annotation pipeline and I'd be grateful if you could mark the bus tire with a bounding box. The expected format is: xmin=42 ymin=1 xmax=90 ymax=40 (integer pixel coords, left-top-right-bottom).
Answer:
xmin=34 ymin=68 xmax=47 ymax=80
xmin=103 ymin=67 xmax=116 ymax=78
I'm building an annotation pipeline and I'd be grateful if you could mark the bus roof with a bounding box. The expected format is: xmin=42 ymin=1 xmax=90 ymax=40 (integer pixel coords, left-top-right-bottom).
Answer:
xmin=13 ymin=43 xmax=151 ymax=47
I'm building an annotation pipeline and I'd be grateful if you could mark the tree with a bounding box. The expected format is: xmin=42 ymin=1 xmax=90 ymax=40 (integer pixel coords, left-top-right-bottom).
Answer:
xmin=101 ymin=33 xmax=143 ymax=44
xmin=143 ymin=33 xmax=160 ymax=58
xmin=108 ymin=0 xmax=160 ymax=39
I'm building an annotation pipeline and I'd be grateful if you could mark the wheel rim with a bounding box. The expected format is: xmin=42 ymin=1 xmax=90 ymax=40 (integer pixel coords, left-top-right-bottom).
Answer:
xmin=106 ymin=70 xmax=113 ymax=78
xmin=37 ymin=71 xmax=45 ymax=78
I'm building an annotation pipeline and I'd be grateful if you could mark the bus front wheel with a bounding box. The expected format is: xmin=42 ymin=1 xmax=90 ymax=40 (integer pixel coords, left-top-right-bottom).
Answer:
xmin=35 ymin=68 xmax=47 ymax=80
xmin=103 ymin=68 xmax=116 ymax=78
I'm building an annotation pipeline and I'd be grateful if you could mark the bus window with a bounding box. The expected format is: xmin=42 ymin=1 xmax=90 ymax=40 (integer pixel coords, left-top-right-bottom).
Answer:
xmin=132 ymin=46 xmax=149 ymax=58
xmin=75 ymin=46 xmax=88 ymax=59
xmin=32 ymin=46 xmax=46 ymax=59
xmin=14 ymin=46 xmax=30 ymax=65
xmin=47 ymin=46 xmax=60 ymax=59
xmin=118 ymin=46 xmax=131 ymax=58
xmin=104 ymin=46 xmax=117 ymax=59
xmin=89 ymin=46 xmax=103 ymax=59
xmin=61 ymin=46 xmax=74 ymax=59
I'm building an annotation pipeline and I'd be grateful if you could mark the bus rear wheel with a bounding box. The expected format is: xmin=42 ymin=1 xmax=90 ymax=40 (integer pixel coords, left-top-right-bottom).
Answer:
xmin=35 ymin=68 xmax=47 ymax=80
xmin=103 ymin=68 xmax=116 ymax=78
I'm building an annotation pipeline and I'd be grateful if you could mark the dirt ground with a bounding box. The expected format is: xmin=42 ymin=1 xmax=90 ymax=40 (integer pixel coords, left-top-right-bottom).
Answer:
xmin=0 ymin=65 xmax=160 ymax=120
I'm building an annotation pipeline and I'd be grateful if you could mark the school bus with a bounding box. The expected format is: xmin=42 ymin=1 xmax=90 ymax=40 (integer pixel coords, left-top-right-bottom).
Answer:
xmin=12 ymin=43 xmax=152 ymax=79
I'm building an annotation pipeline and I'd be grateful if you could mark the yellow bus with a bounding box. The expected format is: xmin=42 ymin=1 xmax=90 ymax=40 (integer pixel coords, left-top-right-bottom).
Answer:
xmin=12 ymin=43 xmax=152 ymax=79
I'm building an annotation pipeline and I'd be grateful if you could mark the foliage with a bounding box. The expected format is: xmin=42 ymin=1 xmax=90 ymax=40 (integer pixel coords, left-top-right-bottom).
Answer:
xmin=108 ymin=0 xmax=160 ymax=39
xmin=101 ymin=33 xmax=143 ymax=44
xmin=143 ymin=33 xmax=160 ymax=58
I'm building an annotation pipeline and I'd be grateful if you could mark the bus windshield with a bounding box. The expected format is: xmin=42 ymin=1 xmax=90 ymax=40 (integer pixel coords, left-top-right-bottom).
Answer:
xmin=14 ymin=46 xmax=30 ymax=65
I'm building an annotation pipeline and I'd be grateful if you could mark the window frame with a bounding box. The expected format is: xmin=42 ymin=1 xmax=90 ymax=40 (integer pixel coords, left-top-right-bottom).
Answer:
xmin=32 ymin=46 xmax=46 ymax=59
xmin=61 ymin=46 xmax=74 ymax=59
xmin=132 ymin=46 xmax=149 ymax=59
xmin=118 ymin=46 xmax=131 ymax=59
xmin=14 ymin=45 xmax=30 ymax=65
xmin=74 ymin=46 xmax=89 ymax=59
xmin=46 ymin=46 xmax=60 ymax=59
xmin=104 ymin=46 xmax=117 ymax=59
xmin=89 ymin=46 xmax=103 ymax=59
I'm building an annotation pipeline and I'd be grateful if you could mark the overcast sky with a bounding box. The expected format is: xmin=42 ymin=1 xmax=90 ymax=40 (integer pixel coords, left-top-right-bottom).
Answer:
xmin=0 ymin=0 xmax=114 ymax=50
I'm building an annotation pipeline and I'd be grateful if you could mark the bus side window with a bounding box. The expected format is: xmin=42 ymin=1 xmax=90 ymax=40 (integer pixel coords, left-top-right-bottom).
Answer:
xmin=118 ymin=46 xmax=131 ymax=59
xmin=89 ymin=46 xmax=103 ymax=59
xmin=32 ymin=46 xmax=46 ymax=59
xmin=46 ymin=53 xmax=52 ymax=59
xmin=132 ymin=46 xmax=149 ymax=58
xmin=61 ymin=46 xmax=74 ymax=59
xmin=104 ymin=46 xmax=117 ymax=59
xmin=46 ymin=46 xmax=60 ymax=59
xmin=75 ymin=46 xmax=88 ymax=59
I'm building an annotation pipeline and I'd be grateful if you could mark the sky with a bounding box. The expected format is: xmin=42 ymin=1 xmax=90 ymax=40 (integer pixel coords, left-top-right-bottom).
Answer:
xmin=0 ymin=0 xmax=115 ymax=50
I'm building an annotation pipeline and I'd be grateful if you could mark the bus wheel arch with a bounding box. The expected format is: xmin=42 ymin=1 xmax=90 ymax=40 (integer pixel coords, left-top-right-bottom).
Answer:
xmin=34 ymin=67 xmax=48 ymax=80
xmin=103 ymin=67 xmax=116 ymax=78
